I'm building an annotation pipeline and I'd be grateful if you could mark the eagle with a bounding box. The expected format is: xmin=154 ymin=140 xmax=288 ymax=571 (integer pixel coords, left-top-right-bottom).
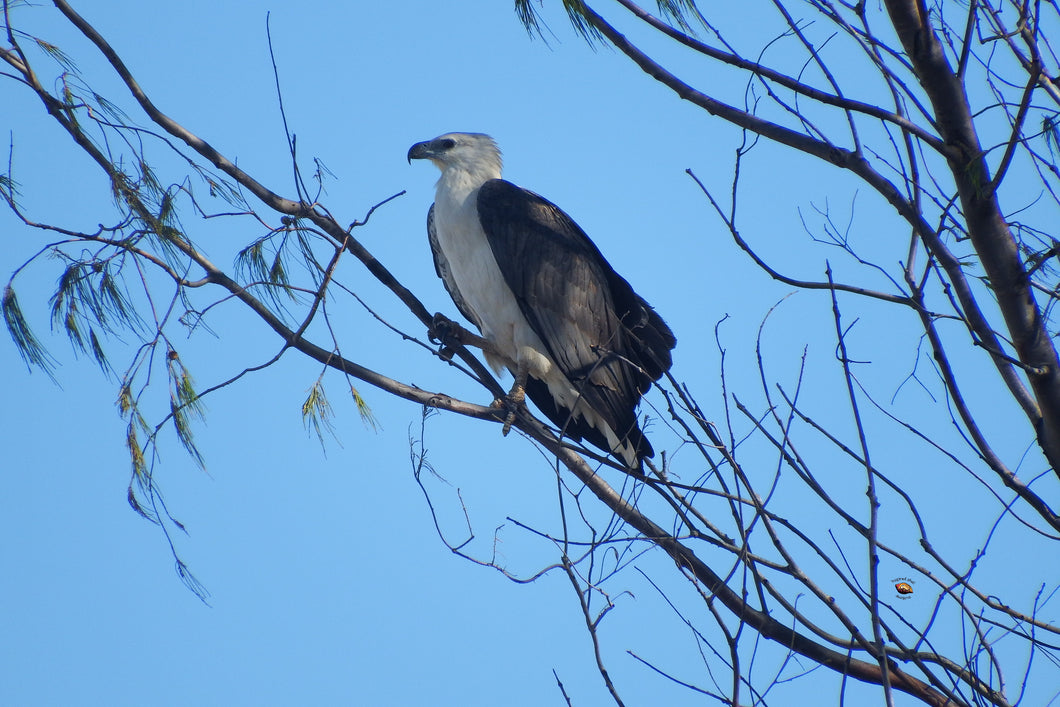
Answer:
xmin=408 ymin=132 xmax=675 ymax=468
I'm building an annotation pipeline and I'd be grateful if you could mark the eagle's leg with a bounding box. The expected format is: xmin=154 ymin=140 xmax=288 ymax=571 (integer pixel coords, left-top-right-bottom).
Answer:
xmin=501 ymin=360 xmax=529 ymax=437
xmin=430 ymin=313 xmax=526 ymax=434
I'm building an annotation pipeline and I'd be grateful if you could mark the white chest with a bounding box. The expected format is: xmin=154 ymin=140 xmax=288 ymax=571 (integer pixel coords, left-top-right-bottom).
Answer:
xmin=433 ymin=187 xmax=521 ymax=351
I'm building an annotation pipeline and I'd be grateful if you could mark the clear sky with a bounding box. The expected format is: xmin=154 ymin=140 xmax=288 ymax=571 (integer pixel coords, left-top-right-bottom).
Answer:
xmin=2 ymin=2 xmax=1057 ymax=706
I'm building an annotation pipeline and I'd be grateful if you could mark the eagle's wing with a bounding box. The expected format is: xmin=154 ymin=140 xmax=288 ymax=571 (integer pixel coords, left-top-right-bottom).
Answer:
xmin=476 ymin=179 xmax=675 ymax=460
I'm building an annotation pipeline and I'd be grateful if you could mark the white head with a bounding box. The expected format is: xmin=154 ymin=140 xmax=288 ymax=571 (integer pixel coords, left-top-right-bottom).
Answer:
xmin=407 ymin=132 xmax=503 ymax=182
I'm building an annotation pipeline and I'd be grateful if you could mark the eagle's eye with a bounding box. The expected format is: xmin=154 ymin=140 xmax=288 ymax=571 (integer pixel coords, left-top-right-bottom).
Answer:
xmin=437 ymin=138 xmax=456 ymax=150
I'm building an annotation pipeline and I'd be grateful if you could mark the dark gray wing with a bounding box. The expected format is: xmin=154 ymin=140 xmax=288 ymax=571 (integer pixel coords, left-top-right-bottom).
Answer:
xmin=476 ymin=179 xmax=675 ymax=461
xmin=427 ymin=203 xmax=483 ymax=332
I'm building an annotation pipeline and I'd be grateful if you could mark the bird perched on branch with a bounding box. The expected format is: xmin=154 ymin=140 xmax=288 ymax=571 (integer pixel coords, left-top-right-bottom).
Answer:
xmin=408 ymin=132 xmax=675 ymax=468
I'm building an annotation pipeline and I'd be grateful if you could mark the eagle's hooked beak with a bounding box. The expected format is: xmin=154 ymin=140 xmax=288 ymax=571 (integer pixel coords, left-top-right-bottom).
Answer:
xmin=407 ymin=140 xmax=435 ymax=164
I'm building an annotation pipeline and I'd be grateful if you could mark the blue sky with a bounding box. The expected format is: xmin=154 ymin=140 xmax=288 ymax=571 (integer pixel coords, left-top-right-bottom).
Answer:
xmin=2 ymin=1 xmax=1057 ymax=705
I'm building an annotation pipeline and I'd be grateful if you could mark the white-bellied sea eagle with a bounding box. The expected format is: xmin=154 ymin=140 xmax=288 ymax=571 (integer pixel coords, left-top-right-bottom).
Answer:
xmin=408 ymin=133 xmax=675 ymax=468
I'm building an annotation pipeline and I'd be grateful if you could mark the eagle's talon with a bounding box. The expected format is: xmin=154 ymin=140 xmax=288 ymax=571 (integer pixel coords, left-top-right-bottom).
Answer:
xmin=429 ymin=312 xmax=458 ymax=346
xmin=500 ymin=384 xmax=526 ymax=436
xmin=501 ymin=403 xmax=519 ymax=436
xmin=487 ymin=396 xmax=517 ymax=435
xmin=430 ymin=313 xmax=468 ymax=361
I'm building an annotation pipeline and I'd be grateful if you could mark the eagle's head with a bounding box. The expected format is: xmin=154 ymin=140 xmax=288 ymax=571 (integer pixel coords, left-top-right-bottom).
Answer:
xmin=407 ymin=133 xmax=502 ymax=180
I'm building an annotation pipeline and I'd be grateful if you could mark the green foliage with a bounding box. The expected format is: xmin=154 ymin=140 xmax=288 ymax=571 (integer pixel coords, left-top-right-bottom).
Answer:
xmin=132 ymin=184 xmax=191 ymax=267
xmin=1044 ymin=112 xmax=1060 ymax=160
xmin=166 ymin=350 xmax=206 ymax=468
xmin=0 ymin=173 xmax=20 ymax=203
xmin=197 ymin=169 xmax=248 ymax=209
xmin=235 ymin=233 xmax=296 ymax=313
xmin=302 ymin=379 xmax=338 ymax=451
xmin=351 ymin=384 xmax=379 ymax=432
xmin=47 ymin=256 xmax=141 ymax=372
xmin=513 ymin=0 xmax=703 ymax=41
xmin=302 ymin=379 xmax=379 ymax=452
xmin=3 ymin=284 xmax=57 ymax=375
xmin=654 ymin=0 xmax=706 ymax=33
xmin=91 ymin=90 xmax=133 ymax=126
xmin=118 ymin=379 xmax=154 ymax=520
xmin=3 ymin=7 xmax=380 ymax=604
xmin=514 ymin=0 xmax=603 ymax=42
xmin=59 ymin=73 xmax=78 ymax=127
xmin=33 ymin=36 xmax=76 ymax=72
xmin=513 ymin=0 xmax=545 ymax=38
xmin=235 ymin=220 xmax=330 ymax=311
